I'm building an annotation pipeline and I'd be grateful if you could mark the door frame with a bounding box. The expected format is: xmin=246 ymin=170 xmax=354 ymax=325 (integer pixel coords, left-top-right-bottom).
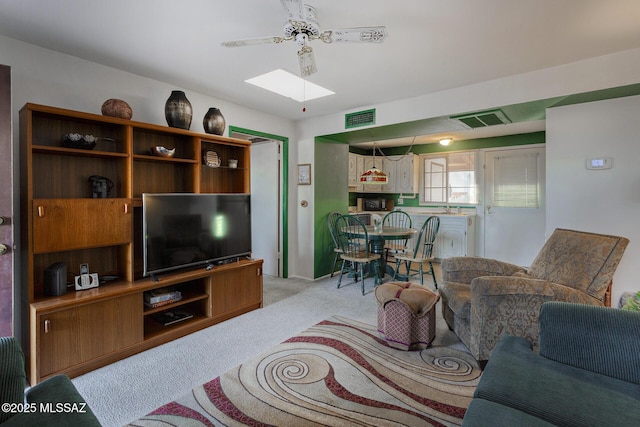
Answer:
xmin=229 ymin=126 xmax=289 ymax=278
xmin=0 ymin=64 xmax=14 ymax=335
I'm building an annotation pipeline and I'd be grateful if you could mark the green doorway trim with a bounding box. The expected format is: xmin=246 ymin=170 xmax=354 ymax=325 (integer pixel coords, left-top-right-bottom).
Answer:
xmin=229 ymin=125 xmax=289 ymax=278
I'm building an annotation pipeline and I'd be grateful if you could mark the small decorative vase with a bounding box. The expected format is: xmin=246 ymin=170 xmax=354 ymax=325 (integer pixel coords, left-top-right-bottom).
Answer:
xmin=165 ymin=90 xmax=192 ymax=130
xmin=203 ymin=107 xmax=226 ymax=135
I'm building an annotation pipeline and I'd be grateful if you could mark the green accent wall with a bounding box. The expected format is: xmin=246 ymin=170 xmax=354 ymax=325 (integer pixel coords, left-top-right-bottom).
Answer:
xmin=229 ymin=126 xmax=289 ymax=278
xmin=313 ymin=131 xmax=545 ymax=278
xmin=313 ymin=138 xmax=350 ymax=278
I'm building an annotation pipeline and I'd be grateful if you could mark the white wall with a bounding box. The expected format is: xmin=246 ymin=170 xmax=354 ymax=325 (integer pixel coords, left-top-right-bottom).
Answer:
xmin=546 ymin=94 xmax=640 ymax=306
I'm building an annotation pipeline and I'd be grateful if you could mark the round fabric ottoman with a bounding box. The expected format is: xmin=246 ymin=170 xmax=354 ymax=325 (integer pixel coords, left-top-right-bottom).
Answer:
xmin=374 ymin=282 xmax=439 ymax=350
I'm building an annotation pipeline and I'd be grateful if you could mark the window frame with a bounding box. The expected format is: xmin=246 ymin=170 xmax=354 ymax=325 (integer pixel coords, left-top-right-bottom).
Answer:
xmin=418 ymin=150 xmax=479 ymax=206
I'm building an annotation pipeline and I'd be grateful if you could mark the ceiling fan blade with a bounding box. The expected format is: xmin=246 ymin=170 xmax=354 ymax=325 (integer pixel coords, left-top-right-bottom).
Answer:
xmin=280 ymin=0 xmax=305 ymax=22
xmin=221 ymin=36 xmax=288 ymax=48
xmin=324 ymin=26 xmax=387 ymax=43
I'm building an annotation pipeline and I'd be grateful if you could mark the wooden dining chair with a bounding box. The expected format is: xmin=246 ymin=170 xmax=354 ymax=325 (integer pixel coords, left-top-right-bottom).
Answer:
xmin=392 ymin=216 xmax=440 ymax=288
xmin=326 ymin=211 xmax=343 ymax=277
xmin=333 ymin=214 xmax=381 ymax=295
xmin=382 ymin=210 xmax=412 ymax=262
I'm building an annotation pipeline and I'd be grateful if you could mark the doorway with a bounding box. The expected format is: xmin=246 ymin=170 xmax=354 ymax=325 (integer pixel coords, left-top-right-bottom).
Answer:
xmin=483 ymin=145 xmax=546 ymax=266
xmin=231 ymin=127 xmax=288 ymax=278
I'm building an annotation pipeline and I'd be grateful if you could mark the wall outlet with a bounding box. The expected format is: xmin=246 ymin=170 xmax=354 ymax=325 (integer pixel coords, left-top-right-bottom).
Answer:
xmin=397 ymin=198 xmax=404 ymax=205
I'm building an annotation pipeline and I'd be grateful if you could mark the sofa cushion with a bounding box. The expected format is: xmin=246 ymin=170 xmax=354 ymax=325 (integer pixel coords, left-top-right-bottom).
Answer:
xmin=462 ymin=398 xmax=557 ymax=427
xmin=475 ymin=335 xmax=640 ymax=427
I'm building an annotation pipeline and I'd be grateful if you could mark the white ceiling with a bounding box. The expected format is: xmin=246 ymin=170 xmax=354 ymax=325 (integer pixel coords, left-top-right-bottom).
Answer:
xmin=1 ymin=0 xmax=640 ymax=144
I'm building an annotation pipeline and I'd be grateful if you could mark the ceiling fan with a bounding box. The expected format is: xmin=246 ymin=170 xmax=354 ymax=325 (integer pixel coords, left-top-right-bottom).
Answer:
xmin=221 ymin=0 xmax=386 ymax=76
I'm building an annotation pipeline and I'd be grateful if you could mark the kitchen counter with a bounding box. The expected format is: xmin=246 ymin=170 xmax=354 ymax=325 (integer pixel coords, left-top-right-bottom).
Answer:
xmin=349 ymin=207 xmax=476 ymax=217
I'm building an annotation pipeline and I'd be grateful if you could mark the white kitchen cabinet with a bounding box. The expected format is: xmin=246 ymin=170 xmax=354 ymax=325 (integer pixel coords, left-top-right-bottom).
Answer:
xmin=410 ymin=214 xmax=476 ymax=260
xmin=348 ymin=152 xmax=364 ymax=192
xmin=394 ymin=154 xmax=418 ymax=194
xmin=352 ymin=153 xmax=418 ymax=194
xmin=381 ymin=157 xmax=397 ymax=192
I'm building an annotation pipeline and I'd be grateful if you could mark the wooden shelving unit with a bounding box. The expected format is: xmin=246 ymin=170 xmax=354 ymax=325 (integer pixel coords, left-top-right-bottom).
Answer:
xmin=19 ymin=103 xmax=262 ymax=385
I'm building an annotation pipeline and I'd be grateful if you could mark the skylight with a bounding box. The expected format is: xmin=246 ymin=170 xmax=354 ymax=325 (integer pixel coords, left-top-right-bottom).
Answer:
xmin=245 ymin=69 xmax=334 ymax=102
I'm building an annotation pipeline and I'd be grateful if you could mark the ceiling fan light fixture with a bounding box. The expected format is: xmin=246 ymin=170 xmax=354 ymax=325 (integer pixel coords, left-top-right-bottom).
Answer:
xmin=439 ymin=138 xmax=453 ymax=146
xmin=298 ymin=45 xmax=317 ymax=76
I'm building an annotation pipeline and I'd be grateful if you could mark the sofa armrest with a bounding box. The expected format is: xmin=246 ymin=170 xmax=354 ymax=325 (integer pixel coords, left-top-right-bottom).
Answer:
xmin=442 ymin=257 xmax=526 ymax=284
xmin=19 ymin=375 xmax=102 ymax=426
xmin=539 ymin=301 xmax=640 ymax=384
xmin=468 ymin=276 xmax=555 ymax=357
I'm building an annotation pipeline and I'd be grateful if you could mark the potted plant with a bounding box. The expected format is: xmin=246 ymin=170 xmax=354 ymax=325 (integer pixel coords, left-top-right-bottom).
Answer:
xmin=621 ymin=291 xmax=640 ymax=311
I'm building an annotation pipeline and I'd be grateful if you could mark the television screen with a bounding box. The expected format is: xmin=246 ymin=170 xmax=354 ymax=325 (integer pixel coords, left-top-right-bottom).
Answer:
xmin=142 ymin=193 xmax=252 ymax=277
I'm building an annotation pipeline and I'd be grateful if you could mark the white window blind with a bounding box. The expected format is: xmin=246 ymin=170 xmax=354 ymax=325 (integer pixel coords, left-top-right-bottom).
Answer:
xmin=493 ymin=152 xmax=539 ymax=208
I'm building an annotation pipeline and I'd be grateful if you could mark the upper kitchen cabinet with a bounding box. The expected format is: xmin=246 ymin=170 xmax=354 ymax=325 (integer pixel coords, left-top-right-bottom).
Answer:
xmin=350 ymin=153 xmax=418 ymax=194
xmin=348 ymin=152 xmax=364 ymax=192
xmin=382 ymin=154 xmax=418 ymax=194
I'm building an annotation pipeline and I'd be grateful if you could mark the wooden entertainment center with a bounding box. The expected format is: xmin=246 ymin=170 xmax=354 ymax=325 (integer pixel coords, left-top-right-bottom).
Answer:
xmin=19 ymin=103 xmax=263 ymax=385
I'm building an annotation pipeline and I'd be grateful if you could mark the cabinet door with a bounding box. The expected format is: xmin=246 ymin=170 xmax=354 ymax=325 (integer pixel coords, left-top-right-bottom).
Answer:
xmin=396 ymin=155 xmax=417 ymax=193
xmin=381 ymin=157 xmax=397 ymax=193
xmin=36 ymin=294 xmax=142 ymax=379
xmin=434 ymin=218 xmax=467 ymax=259
xmin=348 ymin=153 xmax=364 ymax=192
xmin=211 ymin=263 xmax=263 ymax=316
xmin=33 ymin=198 xmax=131 ymax=253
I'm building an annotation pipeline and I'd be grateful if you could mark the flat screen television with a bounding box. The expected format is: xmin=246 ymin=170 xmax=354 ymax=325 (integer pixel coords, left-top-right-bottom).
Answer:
xmin=142 ymin=193 xmax=252 ymax=277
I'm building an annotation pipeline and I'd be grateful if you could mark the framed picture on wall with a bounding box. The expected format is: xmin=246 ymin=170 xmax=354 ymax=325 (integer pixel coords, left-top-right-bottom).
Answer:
xmin=297 ymin=163 xmax=311 ymax=185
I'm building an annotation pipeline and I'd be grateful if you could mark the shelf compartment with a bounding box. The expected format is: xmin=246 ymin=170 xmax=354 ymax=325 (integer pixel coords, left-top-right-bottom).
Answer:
xmin=32 ymin=152 xmax=127 ymax=199
xmin=31 ymin=113 xmax=126 ymax=154
xmin=133 ymin=129 xmax=195 ymax=160
xmin=133 ymin=160 xmax=196 ymax=197
xmin=32 ymin=244 xmax=130 ymax=300
xmin=143 ymin=292 xmax=209 ymax=316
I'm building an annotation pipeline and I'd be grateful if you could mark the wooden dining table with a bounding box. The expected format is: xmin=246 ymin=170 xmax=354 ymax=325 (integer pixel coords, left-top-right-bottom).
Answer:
xmin=348 ymin=225 xmax=417 ymax=280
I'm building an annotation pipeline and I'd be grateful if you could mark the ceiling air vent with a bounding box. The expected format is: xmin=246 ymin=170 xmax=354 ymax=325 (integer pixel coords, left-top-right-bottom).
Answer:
xmin=451 ymin=109 xmax=512 ymax=129
xmin=345 ymin=109 xmax=376 ymax=129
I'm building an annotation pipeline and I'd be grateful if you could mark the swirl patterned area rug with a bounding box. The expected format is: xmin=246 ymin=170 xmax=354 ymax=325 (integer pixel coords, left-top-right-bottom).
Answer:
xmin=128 ymin=316 xmax=481 ymax=426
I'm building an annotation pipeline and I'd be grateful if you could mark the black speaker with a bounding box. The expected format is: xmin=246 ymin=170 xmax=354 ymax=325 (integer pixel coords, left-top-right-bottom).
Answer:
xmin=44 ymin=262 xmax=68 ymax=296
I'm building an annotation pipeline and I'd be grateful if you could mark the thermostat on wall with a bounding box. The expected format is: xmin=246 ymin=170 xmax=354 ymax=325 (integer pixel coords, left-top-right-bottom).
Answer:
xmin=586 ymin=157 xmax=612 ymax=170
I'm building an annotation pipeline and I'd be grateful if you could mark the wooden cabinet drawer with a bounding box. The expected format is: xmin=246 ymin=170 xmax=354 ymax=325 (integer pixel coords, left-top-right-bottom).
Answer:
xmin=33 ymin=198 xmax=131 ymax=253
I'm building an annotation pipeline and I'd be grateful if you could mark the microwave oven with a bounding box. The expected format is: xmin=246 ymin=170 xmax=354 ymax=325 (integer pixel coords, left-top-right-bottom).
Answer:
xmin=363 ymin=198 xmax=386 ymax=211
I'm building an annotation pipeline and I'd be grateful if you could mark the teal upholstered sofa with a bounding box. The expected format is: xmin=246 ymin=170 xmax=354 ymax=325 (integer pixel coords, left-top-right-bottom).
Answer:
xmin=462 ymin=301 xmax=640 ymax=426
xmin=0 ymin=337 xmax=101 ymax=426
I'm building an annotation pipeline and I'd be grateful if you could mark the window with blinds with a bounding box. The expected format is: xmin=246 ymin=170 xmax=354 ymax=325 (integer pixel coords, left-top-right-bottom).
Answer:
xmin=492 ymin=152 xmax=540 ymax=208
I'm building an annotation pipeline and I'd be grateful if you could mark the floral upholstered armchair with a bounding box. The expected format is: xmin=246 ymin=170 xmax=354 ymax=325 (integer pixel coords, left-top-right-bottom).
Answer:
xmin=440 ymin=228 xmax=629 ymax=363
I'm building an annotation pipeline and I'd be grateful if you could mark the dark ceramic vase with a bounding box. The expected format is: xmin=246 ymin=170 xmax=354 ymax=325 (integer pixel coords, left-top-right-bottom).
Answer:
xmin=165 ymin=90 xmax=192 ymax=130
xmin=203 ymin=107 xmax=226 ymax=135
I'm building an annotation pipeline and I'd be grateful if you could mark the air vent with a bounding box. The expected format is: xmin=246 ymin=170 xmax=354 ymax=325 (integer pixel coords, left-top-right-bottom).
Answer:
xmin=451 ymin=109 xmax=512 ymax=129
xmin=345 ymin=109 xmax=376 ymax=129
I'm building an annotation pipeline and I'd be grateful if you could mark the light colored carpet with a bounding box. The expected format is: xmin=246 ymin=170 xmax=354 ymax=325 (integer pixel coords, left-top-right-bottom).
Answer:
xmin=127 ymin=316 xmax=480 ymax=426
xmin=72 ymin=266 xmax=468 ymax=427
